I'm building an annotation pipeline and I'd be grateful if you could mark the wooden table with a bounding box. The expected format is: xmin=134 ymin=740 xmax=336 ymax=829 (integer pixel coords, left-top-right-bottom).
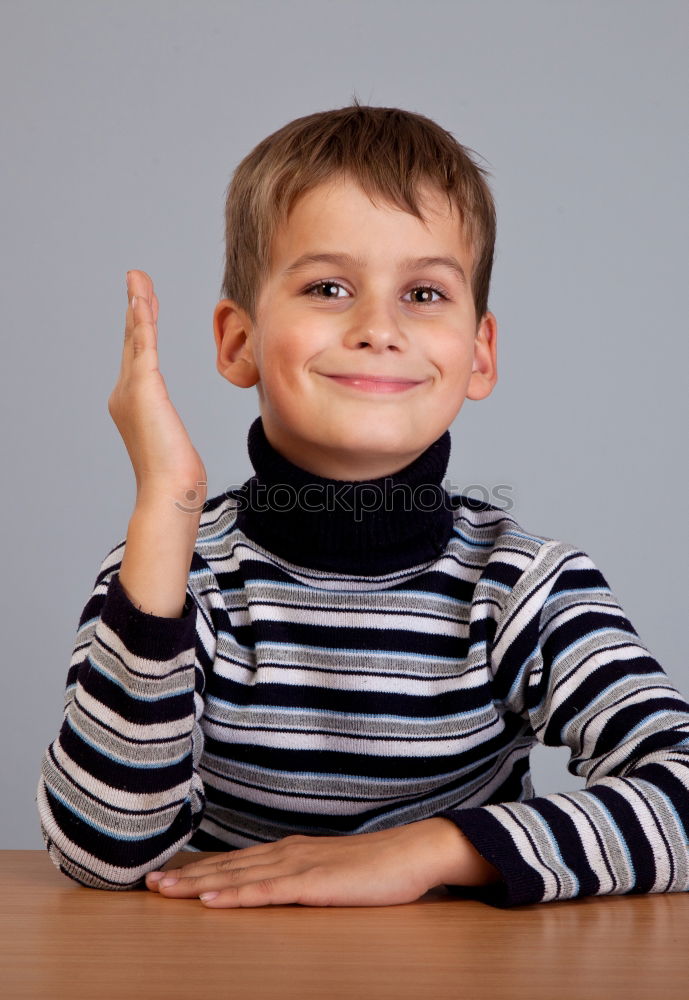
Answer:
xmin=2 ymin=850 xmax=688 ymax=999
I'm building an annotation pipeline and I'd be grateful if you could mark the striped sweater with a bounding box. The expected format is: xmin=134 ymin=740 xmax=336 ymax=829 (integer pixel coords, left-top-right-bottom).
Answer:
xmin=37 ymin=417 xmax=689 ymax=907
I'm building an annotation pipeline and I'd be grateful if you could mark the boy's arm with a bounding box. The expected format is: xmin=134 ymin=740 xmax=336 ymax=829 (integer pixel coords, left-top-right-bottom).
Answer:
xmin=36 ymin=503 xmax=215 ymax=891
xmin=118 ymin=495 xmax=200 ymax=618
xmin=435 ymin=540 xmax=689 ymax=908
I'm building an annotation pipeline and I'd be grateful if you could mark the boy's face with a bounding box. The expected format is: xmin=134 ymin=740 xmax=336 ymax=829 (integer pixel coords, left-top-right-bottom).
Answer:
xmin=214 ymin=175 xmax=497 ymax=480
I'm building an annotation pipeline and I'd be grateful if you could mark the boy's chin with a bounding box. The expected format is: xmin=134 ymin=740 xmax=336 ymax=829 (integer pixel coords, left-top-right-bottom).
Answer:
xmin=259 ymin=411 xmax=444 ymax=478
xmin=321 ymin=439 xmax=439 ymax=480
xmin=340 ymin=423 xmax=440 ymax=449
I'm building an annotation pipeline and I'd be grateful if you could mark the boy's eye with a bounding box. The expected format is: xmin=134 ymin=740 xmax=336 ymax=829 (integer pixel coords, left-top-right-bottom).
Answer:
xmin=305 ymin=280 xmax=347 ymax=300
xmin=303 ymin=281 xmax=448 ymax=304
xmin=407 ymin=285 xmax=447 ymax=305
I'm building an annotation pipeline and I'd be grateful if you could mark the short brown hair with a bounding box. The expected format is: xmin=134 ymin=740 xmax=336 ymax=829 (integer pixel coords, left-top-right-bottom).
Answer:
xmin=220 ymin=100 xmax=496 ymax=326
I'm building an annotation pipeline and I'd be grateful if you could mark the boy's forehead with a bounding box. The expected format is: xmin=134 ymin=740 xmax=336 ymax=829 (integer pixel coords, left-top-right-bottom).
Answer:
xmin=269 ymin=176 xmax=471 ymax=275
xmin=286 ymin=175 xmax=459 ymax=233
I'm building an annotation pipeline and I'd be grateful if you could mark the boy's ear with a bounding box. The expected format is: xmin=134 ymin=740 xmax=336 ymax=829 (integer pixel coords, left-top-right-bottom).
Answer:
xmin=466 ymin=311 xmax=498 ymax=401
xmin=213 ymin=299 xmax=260 ymax=388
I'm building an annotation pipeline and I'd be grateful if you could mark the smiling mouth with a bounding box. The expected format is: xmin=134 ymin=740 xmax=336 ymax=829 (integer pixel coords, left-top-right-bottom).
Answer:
xmin=322 ymin=374 xmax=425 ymax=394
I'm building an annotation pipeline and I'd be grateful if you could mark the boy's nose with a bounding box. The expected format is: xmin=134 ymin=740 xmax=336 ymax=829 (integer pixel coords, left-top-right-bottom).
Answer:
xmin=347 ymin=327 xmax=404 ymax=352
xmin=344 ymin=305 xmax=407 ymax=352
xmin=358 ymin=326 xmax=406 ymax=351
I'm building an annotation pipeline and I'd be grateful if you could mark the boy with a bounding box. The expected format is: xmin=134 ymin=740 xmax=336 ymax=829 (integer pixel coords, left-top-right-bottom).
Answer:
xmin=37 ymin=102 xmax=689 ymax=909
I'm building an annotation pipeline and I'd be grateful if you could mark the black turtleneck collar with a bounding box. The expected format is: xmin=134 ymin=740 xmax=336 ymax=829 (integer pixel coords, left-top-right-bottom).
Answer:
xmin=232 ymin=416 xmax=456 ymax=575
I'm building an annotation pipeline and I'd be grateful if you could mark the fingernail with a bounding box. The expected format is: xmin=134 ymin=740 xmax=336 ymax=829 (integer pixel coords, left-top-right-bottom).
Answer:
xmin=146 ymin=871 xmax=164 ymax=882
xmin=132 ymin=295 xmax=138 ymax=308
xmin=200 ymin=892 xmax=219 ymax=901
xmin=160 ymin=876 xmax=179 ymax=887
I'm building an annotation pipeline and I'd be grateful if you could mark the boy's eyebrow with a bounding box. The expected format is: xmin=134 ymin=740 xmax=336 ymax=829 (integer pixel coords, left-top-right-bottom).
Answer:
xmin=282 ymin=252 xmax=468 ymax=287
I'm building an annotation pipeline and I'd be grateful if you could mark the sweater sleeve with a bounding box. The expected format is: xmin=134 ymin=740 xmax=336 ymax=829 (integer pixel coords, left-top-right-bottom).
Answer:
xmin=36 ymin=541 xmax=212 ymax=890
xmin=437 ymin=539 xmax=689 ymax=908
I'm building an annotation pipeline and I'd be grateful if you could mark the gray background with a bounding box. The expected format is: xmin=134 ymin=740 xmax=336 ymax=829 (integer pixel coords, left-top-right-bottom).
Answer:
xmin=1 ymin=0 xmax=687 ymax=847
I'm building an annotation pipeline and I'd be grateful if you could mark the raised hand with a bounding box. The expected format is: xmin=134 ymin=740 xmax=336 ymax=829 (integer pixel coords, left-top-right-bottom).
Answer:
xmin=108 ymin=270 xmax=207 ymax=511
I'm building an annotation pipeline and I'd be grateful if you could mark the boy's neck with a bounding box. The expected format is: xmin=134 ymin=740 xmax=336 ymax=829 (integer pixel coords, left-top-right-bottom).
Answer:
xmin=231 ymin=416 xmax=455 ymax=575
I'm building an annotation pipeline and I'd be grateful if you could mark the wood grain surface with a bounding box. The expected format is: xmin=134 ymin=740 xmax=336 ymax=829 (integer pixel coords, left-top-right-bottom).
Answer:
xmin=1 ymin=850 xmax=687 ymax=999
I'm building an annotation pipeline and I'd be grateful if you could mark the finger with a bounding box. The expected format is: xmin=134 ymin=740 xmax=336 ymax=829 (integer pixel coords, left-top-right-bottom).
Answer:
xmin=148 ymin=850 xmax=278 ymax=892
xmin=148 ymin=843 xmax=279 ymax=882
xmin=153 ymin=866 xmax=251 ymax=898
xmin=123 ymin=293 xmax=157 ymax=364
xmin=130 ymin=274 xmax=157 ymax=321
xmin=127 ymin=269 xmax=154 ymax=301
xmin=125 ymin=270 xmax=157 ymax=326
xmin=145 ymin=864 xmax=199 ymax=890
xmin=147 ymin=862 xmax=215 ymax=885
xmin=200 ymin=874 xmax=306 ymax=908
